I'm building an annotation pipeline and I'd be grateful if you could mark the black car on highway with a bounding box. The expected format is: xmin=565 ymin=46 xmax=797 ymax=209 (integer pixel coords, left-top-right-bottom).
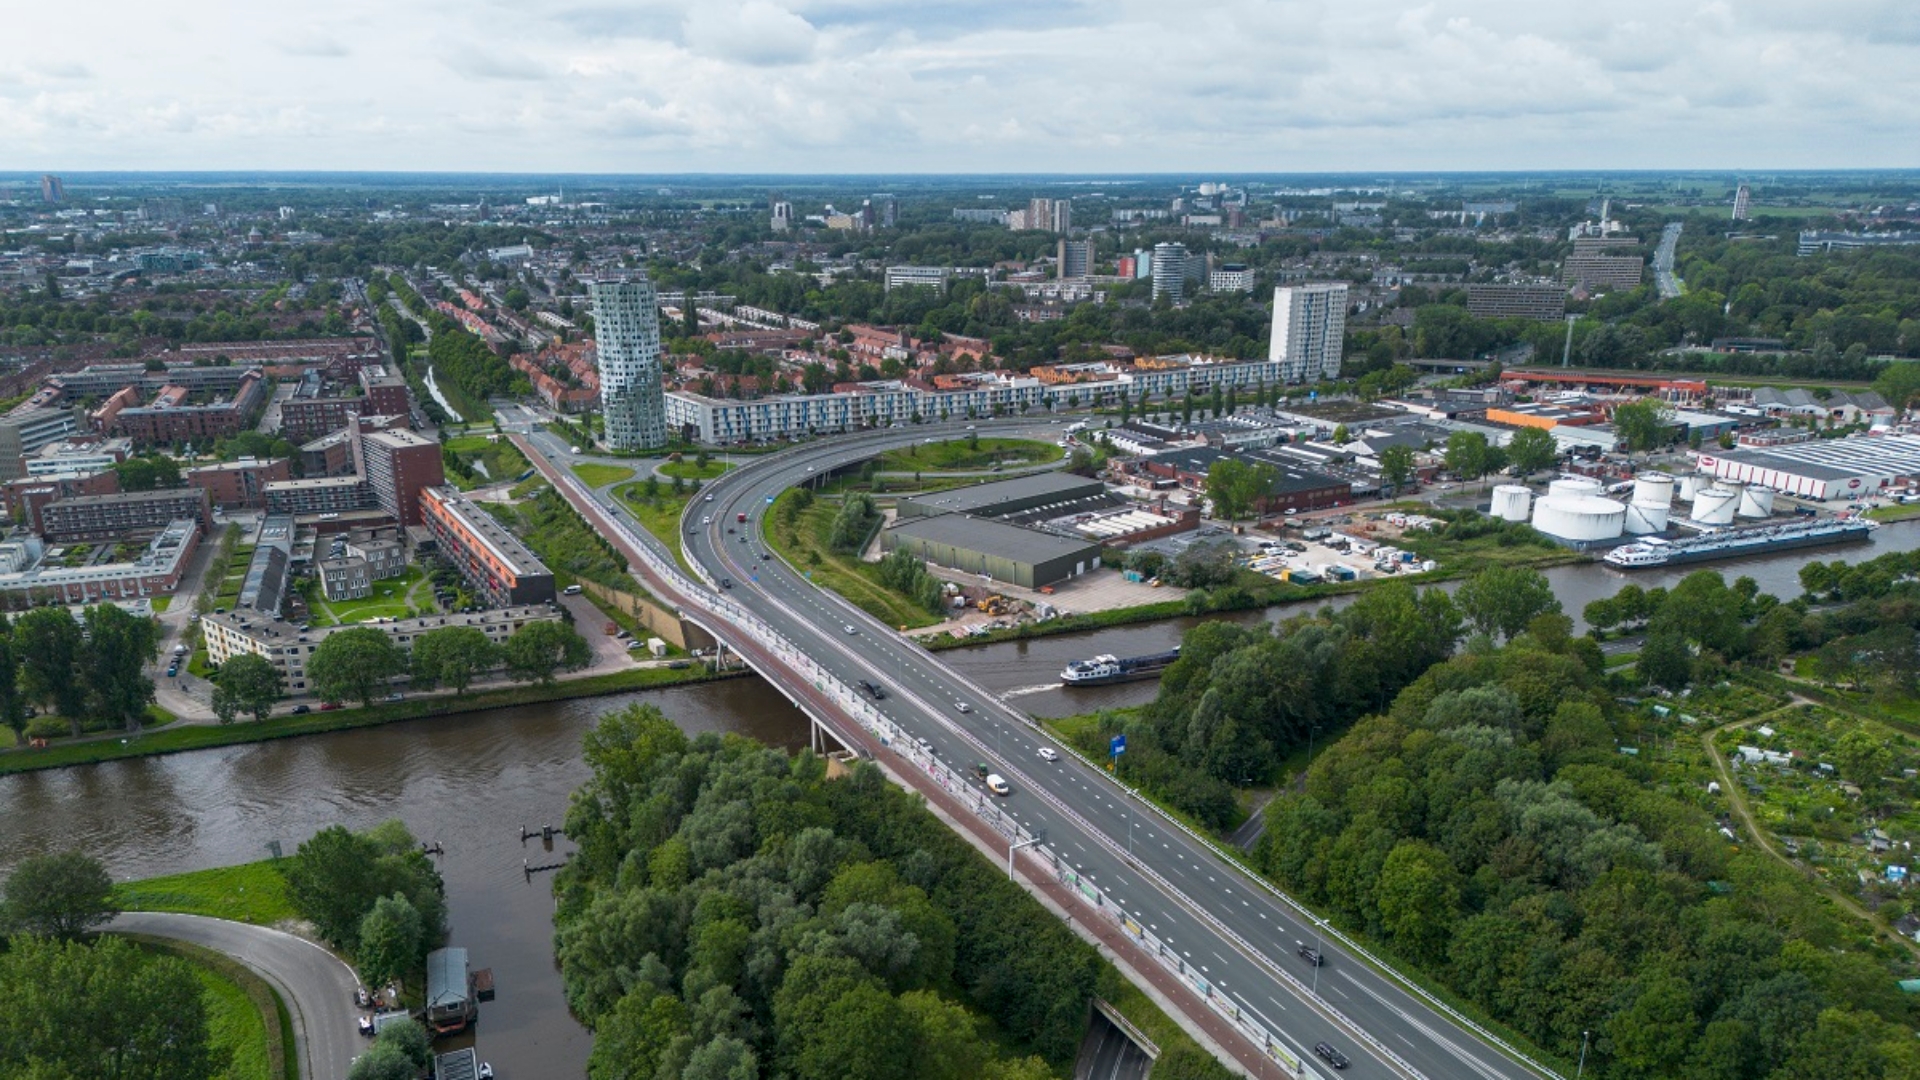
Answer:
xmin=1296 ymin=942 xmax=1323 ymax=966
xmin=1314 ymin=1043 xmax=1349 ymax=1069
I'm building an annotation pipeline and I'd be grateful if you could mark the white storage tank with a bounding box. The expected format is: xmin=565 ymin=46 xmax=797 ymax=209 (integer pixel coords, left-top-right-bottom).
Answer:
xmin=1738 ymin=487 xmax=1776 ymax=519
xmin=1490 ymin=485 xmax=1533 ymax=523
xmin=1692 ymin=486 xmax=1739 ymax=525
xmin=1624 ymin=502 xmax=1672 ymax=535
xmin=1632 ymin=473 xmax=1675 ymax=508
xmin=1678 ymin=473 xmax=1704 ymax=501
xmin=1531 ymin=494 xmax=1628 ymax=541
xmin=1549 ymin=477 xmax=1603 ymax=499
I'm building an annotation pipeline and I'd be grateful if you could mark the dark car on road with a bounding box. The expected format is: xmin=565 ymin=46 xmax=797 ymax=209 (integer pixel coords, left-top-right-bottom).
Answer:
xmin=1297 ymin=942 xmax=1322 ymax=966
xmin=1314 ymin=1043 xmax=1349 ymax=1070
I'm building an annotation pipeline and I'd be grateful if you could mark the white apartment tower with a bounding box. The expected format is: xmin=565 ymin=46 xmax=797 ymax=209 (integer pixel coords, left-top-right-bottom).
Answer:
xmin=1269 ymin=283 xmax=1349 ymax=382
xmin=1732 ymin=184 xmax=1752 ymax=222
xmin=771 ymin=201 xmax=793 ymax=232
xmin=1150 ymin=242 xmax=1190 ymax=302
xmin=590 ymin=274 xmax=669 ymax=450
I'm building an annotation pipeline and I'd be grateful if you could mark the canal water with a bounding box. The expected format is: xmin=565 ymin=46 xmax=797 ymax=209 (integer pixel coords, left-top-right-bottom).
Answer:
xmin=0 ymin=679 xmax=809 ymax=1079
xmin=0 ymin=523 xmax=1908 ymax=1076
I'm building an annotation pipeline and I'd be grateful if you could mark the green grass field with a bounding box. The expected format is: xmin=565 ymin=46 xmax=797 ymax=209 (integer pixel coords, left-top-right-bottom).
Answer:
xmin=875 ymin=437 xmax=1063 ymax=473
xmin=659 ymin=458 xmax=734 ymax=481
xmin=307 ymin=566 xmax=425 ymax=627
xmin=150 ymin=596 xmax=172 ymax=613
xmin=1867 ymin=502 xmax=1920 ymax=523
xmin=114 ymin=861 xmax=294 ymax=926
xmin=571 ymin=462 xmax=635 ymax=487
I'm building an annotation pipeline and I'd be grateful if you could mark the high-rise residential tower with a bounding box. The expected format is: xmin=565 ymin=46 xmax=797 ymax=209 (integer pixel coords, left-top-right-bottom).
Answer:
xmin=1056 ymin=239 xmax=1094 ymax=280
xmin=1269 ymin=283 xmax=1349 ymax=382
xmin=590 ymin=273 xmax=668 ymax=450
xmin=771 ymin=201 xmax=793 ymax=232
xmin=1732 ymin=184 xmax=1752 ymax=222
xmin=1150 ymin=242 xmax=1189 ymax=302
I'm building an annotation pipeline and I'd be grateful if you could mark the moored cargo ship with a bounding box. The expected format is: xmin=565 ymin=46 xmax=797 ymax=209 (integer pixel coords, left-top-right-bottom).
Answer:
xmin=1061 ymin=647 xmax=1181 ymax=686
xmin=1603 ymin=518 xmax=1873 ymax=569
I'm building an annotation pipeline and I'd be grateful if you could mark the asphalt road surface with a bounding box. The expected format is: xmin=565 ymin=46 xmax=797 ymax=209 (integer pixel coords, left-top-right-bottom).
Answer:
xmin=112 ymin=912 xmax=362 ymax=1080
xmin=527 ymin=418 xmax=1554 ymax=1080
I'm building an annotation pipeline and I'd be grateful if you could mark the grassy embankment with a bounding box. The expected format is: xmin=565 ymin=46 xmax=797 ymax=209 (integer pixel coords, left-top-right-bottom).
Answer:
xmin=658 ymin=458 xmax=733 ymax=482
xmin=114 ymin=861 xmax=294 ymax=926
xmin=761 ymin=490 xmax=941 ymax=630
xmin=112 ymin=929 xmax=295 ymax=1080
xmin=0 ymin=664 xmax=732 ymax=777
xmin=873 ymin=436 xmax=1063 ymax=473
xmin=443 ymin=434 xmax=531 ymax=490
xmin=615 ymin=483 xmax=699 ymax=573
xmin=571 ymin=462 xmax=635 ymax=488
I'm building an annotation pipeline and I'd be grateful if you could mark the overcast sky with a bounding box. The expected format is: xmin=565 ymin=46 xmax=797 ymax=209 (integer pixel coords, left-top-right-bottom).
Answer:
xmin=2 ymin=0 xmax=1916 ymax=173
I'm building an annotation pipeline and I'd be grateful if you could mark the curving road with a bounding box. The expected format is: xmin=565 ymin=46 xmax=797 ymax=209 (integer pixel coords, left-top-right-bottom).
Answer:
xmin=112 ymin=912 xmax=363 ymax=1080
xmin=523 ymin=419 xmax=1558 ymax=1080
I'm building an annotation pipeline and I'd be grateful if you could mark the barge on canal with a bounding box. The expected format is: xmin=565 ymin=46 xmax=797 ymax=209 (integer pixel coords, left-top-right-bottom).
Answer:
xmin=426 ymin=947 xmax=480 ymax=1035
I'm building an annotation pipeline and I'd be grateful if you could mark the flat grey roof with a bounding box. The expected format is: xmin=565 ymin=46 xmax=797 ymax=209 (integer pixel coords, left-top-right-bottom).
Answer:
xmin=898 ymin=471 xmax=1102 ymax=515
xmin=889 ymin=513 xmax=1103 ymax=566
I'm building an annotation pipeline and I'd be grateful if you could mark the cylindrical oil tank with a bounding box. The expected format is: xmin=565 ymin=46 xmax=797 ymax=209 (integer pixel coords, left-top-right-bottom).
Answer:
xmin=1531 ymin=494 xmax=1627 ymax=541
xmin=1738 ymin=487 xmax=1776 ymax=518
xmin=1692 ymin=486 xmax=1739 ymax=525
xmin=1490 ymin=485 xmax=1532 ymax=522
xmin=1678 ymin=473 xmax=1704 ymax=501
xmin=1632 ymin=473 xmax=1675 ymax=508
xmin=1549 ymin=477 xmax=1603 ymax=499
xmin=1624 ymin=502 xmax=1671 ymax=534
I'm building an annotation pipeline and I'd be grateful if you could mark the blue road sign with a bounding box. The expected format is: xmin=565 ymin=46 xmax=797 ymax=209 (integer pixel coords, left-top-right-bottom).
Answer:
xmin=1110 ymin=734 xmax=1127 ymax=758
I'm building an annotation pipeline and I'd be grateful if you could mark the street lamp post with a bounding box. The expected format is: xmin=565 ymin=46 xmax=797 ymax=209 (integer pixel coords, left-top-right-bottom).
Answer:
xmin=1576 ymin=1030 xmax=1590 ymax=1079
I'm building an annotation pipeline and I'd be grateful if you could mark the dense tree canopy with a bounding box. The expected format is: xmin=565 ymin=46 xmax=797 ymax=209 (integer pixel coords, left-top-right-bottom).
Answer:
xmin=555 ymin=704 xmax=1145 ymax=1080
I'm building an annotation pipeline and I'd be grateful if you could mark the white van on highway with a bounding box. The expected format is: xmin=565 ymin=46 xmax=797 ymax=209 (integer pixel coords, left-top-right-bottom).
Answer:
xmin=985 ymin=774 xmax=1010 ymax=796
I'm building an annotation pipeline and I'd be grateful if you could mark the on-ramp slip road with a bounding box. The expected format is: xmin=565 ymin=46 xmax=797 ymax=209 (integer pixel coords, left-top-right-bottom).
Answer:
xmin=112 ymin=912 xmax=363 ymax=1080
xmin=527 ymin=419 xmax=1558 ymax=1080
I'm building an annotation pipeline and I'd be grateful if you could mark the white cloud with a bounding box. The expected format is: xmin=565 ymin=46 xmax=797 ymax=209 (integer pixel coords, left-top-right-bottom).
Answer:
xmin=0 ymin=0 xmax=1911 ymax=170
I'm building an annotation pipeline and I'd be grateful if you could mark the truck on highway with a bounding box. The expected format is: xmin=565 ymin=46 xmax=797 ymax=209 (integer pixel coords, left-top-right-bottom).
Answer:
xmin=737 ymin=511 xmax=748 ymax=523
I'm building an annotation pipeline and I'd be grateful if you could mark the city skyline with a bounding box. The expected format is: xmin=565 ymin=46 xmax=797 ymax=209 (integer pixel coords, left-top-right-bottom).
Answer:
xmin=2 ymin=0 xmax=1916 ymax=173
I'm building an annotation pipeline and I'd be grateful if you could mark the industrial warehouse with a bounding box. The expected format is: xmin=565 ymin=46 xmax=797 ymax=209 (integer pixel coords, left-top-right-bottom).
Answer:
xmin=1695 ymin=433 xmax=1920 ymax=500
xmin=883 ymin=513 xmax=1104 ymax=589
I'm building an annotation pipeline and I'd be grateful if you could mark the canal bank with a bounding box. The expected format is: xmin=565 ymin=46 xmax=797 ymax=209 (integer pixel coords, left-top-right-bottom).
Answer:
xmin=0 ymin=677 xmax=810 ymax=1079
xmin=942 ymin=520 xmax=1920 ymax=719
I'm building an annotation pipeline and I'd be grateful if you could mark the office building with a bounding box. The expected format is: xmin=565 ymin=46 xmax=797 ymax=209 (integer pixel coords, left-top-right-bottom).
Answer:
xmin=419 ymin=486 xmax=556 ymax=606
xmin=885 ymin=265 xmax=950 ymax=292
xmin=589 ymin=274 xmax=669 ymax=451
xmin=1732 ymin=184 xmax=1752 ymax=222
xmin=1151 ymin=243 xmax=1190 ymax=302
xmin=0 ymin=407 xmax=80 ymax=480
xmin=1562 ymin=237 xmax=1644 ymax=290
xmin=1209 ymin=264 xmax=1255 ymax=293
xmin=358 ymin=429 xmax=445 ymax=526
xmin=1268 ymin=283 xmax=1349 ymax=382
xmin=40 ymin=175 xmax=64 ymax=205
xmin=201 ymin=605 xmax=561 ymax=696
xmin=1466 ymin=284 xmax=1567 ymax=322
xmin=771 ymin=201 xmax=792 ymax=233
xmin=39 ymin=487 xmax=212 ymax=543
xmin=1057 ymin=239 xmax=1094 ymax=280
xmin=1796 ymin=230 xmax=1920 ymax=257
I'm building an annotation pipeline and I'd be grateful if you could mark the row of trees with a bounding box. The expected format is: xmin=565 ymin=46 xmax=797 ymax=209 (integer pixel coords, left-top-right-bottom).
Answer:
xmin=876 ymin=549 xmax=948 ymax=615
xmin=296 ymin=620 xmax=592 ymax=707
xmin=827 ymin=493 xmax=883 ymax=554
xmin=0 ymin=604 xmax=161 ymax=741
xmin=556 ymin=705 xmax=1233 ymax=1080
